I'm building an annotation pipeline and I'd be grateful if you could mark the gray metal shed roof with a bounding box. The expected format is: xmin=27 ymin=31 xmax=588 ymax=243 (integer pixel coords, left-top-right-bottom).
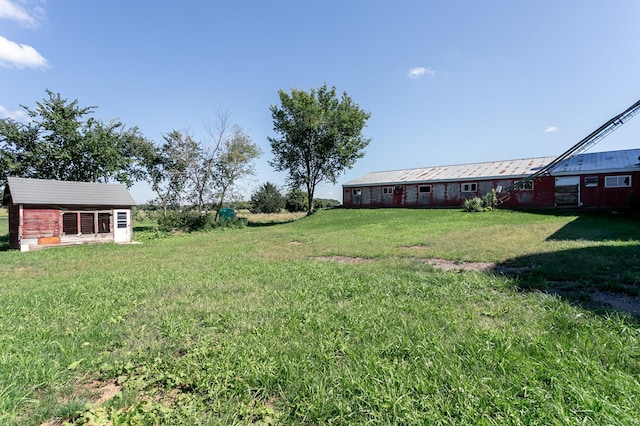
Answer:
xmin=343 ymin=148 xmax=640 ymax=187
xmin=4 ymin=177 xmax=136 ymax=206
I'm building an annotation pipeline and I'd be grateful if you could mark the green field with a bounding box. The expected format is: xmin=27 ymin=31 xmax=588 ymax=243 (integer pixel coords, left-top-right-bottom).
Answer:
xmin=1 ymin=209 xmax=639 ymax=424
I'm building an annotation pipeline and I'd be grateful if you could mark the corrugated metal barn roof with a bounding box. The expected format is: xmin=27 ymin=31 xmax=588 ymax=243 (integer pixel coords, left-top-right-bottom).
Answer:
xmin=4 ymin=177 xmax=136 ymax=206
xmin=343 ymin=148 xmax=640 ymax=187
xmin=343 ymin=156 xmax=557 ymax=187
xmin=551 ymin=148 xmax=640 ymax=174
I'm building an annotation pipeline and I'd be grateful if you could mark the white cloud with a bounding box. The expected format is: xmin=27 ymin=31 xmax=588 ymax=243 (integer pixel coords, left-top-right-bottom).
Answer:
xmin=544 ymin=126 xmax=559 ymax=133
xmin=0 ymin=0 xmax=38 ymax=28
xmin=408 ymin=67 xmax=436 ymax=79
xmin=0 ymin=104 xmax=28 ymax=120
xmin=0 ymin=35 xmax=48 ymax=68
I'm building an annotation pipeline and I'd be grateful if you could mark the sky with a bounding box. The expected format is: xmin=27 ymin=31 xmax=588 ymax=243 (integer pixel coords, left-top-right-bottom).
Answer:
xmin=2 ymin=0 xmax=640 ymax=204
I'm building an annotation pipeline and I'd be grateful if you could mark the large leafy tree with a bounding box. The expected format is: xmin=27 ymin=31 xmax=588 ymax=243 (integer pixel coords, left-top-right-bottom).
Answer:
xmin=268 ymin=84 xmax=371 ymax=215
xmin=149 ymin=117 xmax=260 ymax=217
xmin=143 ymin=130 xmax=198 ymax=217
xmin=0 ymin=90 xmax=153 ymax=186
xmin=212 ymin=125 xmax=261 ymax=220
xmin=164 ymin=129 xmax=213 ymax=213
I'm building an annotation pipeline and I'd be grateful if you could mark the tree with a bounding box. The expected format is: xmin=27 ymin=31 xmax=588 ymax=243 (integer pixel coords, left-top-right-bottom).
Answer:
xmin=250 ymin=182 xmax=284 ymax=214
xmin=268 ymin=84 xmax=371 ymax=215
xmin=148 ymin=114 xmax=260 ymax=217
xmin=143 ymin=130 xmax=197 ymax=217
xmin=212 ymin=125 xmax=261 ymax=220
xmin=0 ymin=90 xmax=153 ymax=186
xmin=285 ymin=189 xmax=307 ymax=213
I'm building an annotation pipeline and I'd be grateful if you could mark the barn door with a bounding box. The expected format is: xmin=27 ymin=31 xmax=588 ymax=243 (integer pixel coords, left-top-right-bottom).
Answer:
xmin=555 ymin=177 xmax=580 ymax=208
xmin=113 ymin=209 xmax=131 ymax=243
xmin=393 ymin=186 xmax=404 ymax=206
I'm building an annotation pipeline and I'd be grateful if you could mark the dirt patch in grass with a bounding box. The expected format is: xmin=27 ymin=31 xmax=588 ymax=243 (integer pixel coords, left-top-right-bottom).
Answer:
xmin=425 ymin=258 xmax=496 ymax=272
xmin=546 ymin=285 xmax=640 ymax=318
xmin=317 ymin=256 xmax=640 ymax=318
xmin=423 ymin=259 xmax=640 ymax=318
xmin=75 ymin=378 xmax=121 ymax=406
xmin=313 ymin=256 xmax=372 ymax=264
xmin=591 ymin=291 xmax=640 ymax=316
xmin=39 ymin=379 xmax=121 ymax=425
xmin=92 ymin=380 xmax=120 ymax=405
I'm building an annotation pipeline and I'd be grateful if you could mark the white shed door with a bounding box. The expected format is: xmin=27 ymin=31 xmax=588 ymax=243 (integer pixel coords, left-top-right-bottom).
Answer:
xmin=113 ymin=209 xmax=131 ymax=243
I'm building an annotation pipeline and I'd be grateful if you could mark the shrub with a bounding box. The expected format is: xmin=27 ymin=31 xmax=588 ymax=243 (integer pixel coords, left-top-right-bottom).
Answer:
xmin=463 ymin=197 xmax=485 ymax=212
xmin=157 ymin=210 xmax=247 ymax=232
xmin=251 ymin=182 xmax=284 ymax=214
xmin=157 ymin=210 xmax=206 ymax=232
xmin=464 ymin=190 xmax=498 ymax=213
xmin=285 ymin=189 xmax=308 ymax=213
xmin=482 ymin=189 xmax=498 ymax=210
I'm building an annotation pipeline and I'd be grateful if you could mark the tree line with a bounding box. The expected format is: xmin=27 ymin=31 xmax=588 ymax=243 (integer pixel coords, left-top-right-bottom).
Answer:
xmin=0 ymin=84 xmax=370 ymax=217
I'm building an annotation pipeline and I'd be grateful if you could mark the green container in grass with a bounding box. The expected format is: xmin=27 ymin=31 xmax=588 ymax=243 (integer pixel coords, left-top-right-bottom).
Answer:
xmin=219 ymin=208 xmax=235 ymax=219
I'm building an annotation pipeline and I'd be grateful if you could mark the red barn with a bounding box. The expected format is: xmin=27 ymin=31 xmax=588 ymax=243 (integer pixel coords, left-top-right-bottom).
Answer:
xmin=342 ymin=148 xmax=640 ymax=210
xmin=2 ymin=177 xmax=136 ymax=251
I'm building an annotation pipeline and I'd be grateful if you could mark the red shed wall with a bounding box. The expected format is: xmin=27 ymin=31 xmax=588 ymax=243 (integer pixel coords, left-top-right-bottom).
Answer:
xmin=8 ymin=202 xmax=19 ymax=249
xmin=22 ymin=207 xmax=60 ymax=239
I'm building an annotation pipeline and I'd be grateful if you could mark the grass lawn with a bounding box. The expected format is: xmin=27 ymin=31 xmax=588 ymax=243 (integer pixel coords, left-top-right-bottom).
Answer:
xmin=1 ymin=208 xmax=639 ymax=424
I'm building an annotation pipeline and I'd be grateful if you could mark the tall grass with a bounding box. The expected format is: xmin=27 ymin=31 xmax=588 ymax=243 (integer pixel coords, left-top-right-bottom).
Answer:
xmin=0 ymin=209 xmax=639 ymax=424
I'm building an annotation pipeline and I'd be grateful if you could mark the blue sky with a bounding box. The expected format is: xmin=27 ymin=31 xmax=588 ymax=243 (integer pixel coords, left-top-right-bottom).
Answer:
xmin=2 ymin=0 xmax=640 ymax=204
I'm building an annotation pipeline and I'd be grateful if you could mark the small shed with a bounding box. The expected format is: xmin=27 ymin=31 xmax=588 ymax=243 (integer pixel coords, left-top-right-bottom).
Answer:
xmin=2 ymin=177 xmax=136 ymax=251
xmin=342 ymin=148 xmax=640 ymax=210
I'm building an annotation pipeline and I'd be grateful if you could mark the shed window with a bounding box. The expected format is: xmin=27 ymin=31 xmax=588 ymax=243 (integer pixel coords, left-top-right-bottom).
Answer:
xmin=584 ymin=176 xmax=599 ymax=187
xmin=382 ymin=187 xmax=393 ymax=195
xmin=63 ymin=213 xmax=78 ymax=235
xmin=605 ymin=175 xmax=631 ymax=188
xmin=117 ymin=212 xmax=128 ymax=229
xmin=461 ymin=183 xmax=477 ymax=192
xmin=62 ymin=211 xmax=114 ymax=235
xmin=352 ymin=189 xmax=362 ymax=196
xmin=521 ymin=181 xmax=533 ymax=190
xmin=80 ymin=213 xmax=95 ymax=234
xmin=419 ymin=185 xmax=431 ymax=193
xmin=98 ymin=213 xmax=111 ymax=233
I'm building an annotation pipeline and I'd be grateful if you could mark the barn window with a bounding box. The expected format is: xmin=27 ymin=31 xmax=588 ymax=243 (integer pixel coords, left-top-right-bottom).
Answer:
xmin=352 ymin=188 xmax=362 ymax=204
xmin=394 ymin=186 xmax=404 ymax=194
xmin=382 ymin=187 xmax=394 ymax=195
xmin=461 ymin=183 xmax=477 ymax=192
xmin=605 ymin=175 xmax=631 ymax=188
xmin=584 ymin=176 xmax=599 ymax=187
xmin=419 ymin=185 xmax=431 ymax=193
xmin=522 ymin=181 xmax=533 ymax=190
xmin=63 ymin=213 xmax=78 ymax=235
